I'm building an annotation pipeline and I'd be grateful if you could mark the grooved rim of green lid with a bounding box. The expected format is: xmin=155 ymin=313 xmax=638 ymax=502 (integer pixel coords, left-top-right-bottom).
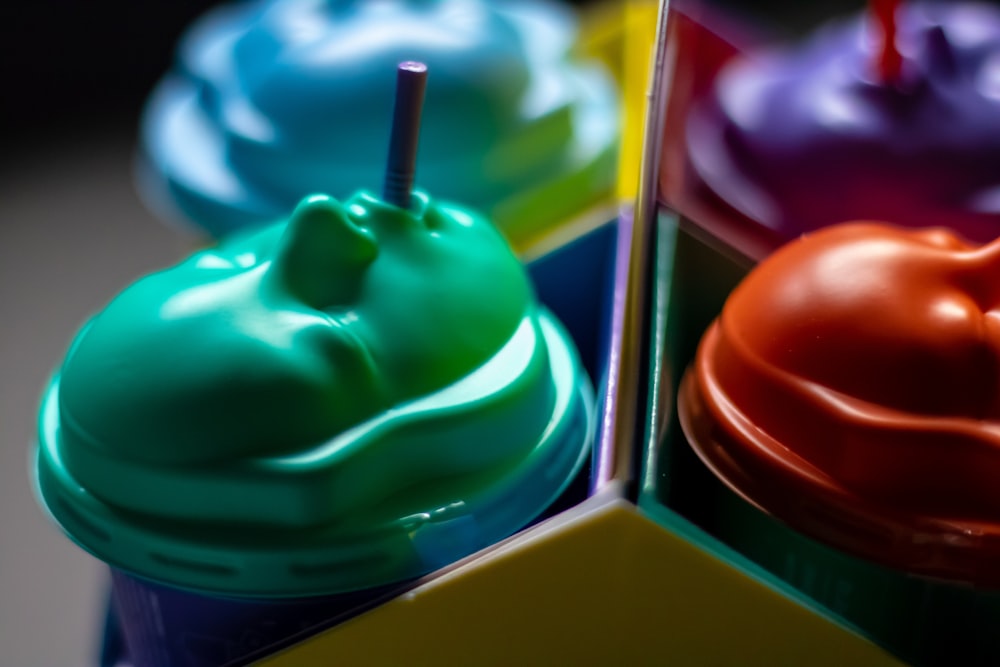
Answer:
xmin=36 ymin=310 xmax=593 ymax=598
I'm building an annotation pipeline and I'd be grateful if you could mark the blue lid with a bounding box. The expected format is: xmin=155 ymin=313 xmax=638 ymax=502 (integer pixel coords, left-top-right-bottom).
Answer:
xmin=139 ymin=0 xmax=618 ymax=239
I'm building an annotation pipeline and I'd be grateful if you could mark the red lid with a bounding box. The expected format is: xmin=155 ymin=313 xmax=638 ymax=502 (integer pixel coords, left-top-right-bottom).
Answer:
xmin=680 ymin=222 xmax=1000 ymax=586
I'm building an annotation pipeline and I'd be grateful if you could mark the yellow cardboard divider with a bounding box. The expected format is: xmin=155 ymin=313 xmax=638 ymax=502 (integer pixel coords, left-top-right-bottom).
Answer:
xmin=258 ymin=490 xmax=902 ymax=666
xmin=617 ymin=0 xmax=659 ymax=200
xmin=576 ymin=0 xmax=658 ymax=201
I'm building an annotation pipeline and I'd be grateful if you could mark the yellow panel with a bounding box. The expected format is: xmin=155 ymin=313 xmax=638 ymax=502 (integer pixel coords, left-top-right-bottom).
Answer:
xmin=618 ymin=0 xmax=659 ymax=200
xmin=575 ymin=0 xmax=658 ymax=202
xmin=257 ymin=495 xmax=902 ymax=666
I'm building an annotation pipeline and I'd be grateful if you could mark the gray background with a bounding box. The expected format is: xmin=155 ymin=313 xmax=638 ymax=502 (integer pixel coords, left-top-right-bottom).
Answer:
xmin=0 ymin=131 xmax=183 ymax=666
xmin=2 ymin=1 xmax=220 ymax=659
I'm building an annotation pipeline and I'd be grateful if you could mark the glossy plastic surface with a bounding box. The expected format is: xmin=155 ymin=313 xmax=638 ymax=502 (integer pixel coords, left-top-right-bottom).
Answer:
xmin=681 ymin=222 xmax=1000 ymax=585
xmin=139 ymin=0 xmax=619 ymax=243
xmin=36 ymin=190 xmax=594 ymax=597
xmin=685 ymin=2 xmax=1000 ymax=244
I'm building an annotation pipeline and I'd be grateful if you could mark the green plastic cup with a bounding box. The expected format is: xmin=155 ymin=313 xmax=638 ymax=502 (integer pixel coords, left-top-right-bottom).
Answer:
xmin=35 ymin=190 xmax=596 ymax=666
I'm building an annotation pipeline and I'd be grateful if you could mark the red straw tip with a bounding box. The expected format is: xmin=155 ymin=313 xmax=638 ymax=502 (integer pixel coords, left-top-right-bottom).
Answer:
xmin=871 ymin=0 xmax=903 ymax=84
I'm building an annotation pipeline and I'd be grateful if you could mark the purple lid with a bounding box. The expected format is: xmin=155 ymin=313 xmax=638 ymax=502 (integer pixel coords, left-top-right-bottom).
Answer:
xmin=687 ymin=2 xmax=1000 ymax=244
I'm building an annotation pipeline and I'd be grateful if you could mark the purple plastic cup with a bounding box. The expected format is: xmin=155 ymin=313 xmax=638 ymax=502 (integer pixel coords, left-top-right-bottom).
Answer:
xmin=110 ymin=570 xmax=404 ymax=667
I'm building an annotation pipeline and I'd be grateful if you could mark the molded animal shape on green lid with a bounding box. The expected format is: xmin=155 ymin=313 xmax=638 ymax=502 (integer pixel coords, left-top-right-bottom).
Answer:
xmin=37 ymin=189 xmax=594 ymax=597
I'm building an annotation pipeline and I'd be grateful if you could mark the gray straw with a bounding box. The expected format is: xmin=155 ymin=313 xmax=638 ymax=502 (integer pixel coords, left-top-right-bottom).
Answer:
xmin=383 ymin=61 xmax=428 ymax=208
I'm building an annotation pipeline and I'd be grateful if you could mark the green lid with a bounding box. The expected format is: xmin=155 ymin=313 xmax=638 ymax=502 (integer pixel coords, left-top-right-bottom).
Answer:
xmin=36 ymin=190 xmax=593 ymax=597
